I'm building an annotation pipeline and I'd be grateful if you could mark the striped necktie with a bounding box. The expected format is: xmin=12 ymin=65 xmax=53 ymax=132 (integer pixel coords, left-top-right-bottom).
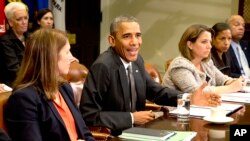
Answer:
xmin=127 ymin=65 xmax=137 ymax=112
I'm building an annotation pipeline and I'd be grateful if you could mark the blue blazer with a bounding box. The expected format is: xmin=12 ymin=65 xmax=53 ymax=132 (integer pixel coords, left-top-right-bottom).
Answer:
xmin=4 ymin=83 xmax=95 ymax=141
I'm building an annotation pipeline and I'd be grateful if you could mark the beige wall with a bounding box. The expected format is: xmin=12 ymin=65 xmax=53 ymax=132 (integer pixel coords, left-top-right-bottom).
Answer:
xmin=100 ymin=0 xmax=239 ymax=75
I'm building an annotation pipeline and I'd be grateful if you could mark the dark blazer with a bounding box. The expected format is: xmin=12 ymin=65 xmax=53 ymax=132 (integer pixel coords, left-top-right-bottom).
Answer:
xmin=4 ymin=83 xmax=95 ymax=141
xmin=0 ymin=129 xmax=11 ymax=141
xmin=80 ymin=47 xmax=181 ymax=135
xmin=0 ymin=28 xmax=27 ymax=86
xmin=211 ymin=47 xmax=233 ymax=77
xmin=227 ymin=40 xmax=250 ymax=78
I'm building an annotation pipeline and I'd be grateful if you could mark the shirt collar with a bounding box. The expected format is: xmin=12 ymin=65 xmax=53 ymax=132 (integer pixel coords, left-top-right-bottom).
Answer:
xmin=231 ymin=40 xmax=240 ymax=49
xmin=120 ymin=57 xmax=131 ymax=69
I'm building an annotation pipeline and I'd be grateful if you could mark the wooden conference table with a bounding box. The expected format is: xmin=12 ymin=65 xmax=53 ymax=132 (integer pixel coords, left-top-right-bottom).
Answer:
xmin=110 ymin=103 xmax=249 ymax=141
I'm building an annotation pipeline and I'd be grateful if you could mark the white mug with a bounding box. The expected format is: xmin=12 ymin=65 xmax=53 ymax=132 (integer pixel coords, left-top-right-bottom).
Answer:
xmin=210 ymin=107 xmax=227 ymax=120
xmin=209 ymin=129 xmax=226 ymax=139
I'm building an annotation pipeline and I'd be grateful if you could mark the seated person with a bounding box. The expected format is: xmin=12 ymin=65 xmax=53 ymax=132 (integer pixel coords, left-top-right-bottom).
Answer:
xmin=211 ymin=22 xmax=235 ymax=77
xmin=80 ymin=15 xmax=221 ymax=136
xmin=4 ymin=29 xmax=95 ymax=141
xmin=226 ymin=15 xmax=250 ymax=78
xmin=30 ymin=8 xmax=54 ymax=32
xmin=162 ymin=24 xmax=243 ymax=94
xmin=0 ymin=2 xmax=29 ymax=86
xmin=31 ymin=8 xmax=78 ymax=63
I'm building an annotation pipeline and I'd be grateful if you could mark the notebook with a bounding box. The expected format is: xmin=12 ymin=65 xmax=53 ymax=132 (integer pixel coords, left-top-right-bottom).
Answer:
xmin=168 ymin=131 xmax=197 ymax=141
xmin=119 ymin=127 xmax=176 ymax=141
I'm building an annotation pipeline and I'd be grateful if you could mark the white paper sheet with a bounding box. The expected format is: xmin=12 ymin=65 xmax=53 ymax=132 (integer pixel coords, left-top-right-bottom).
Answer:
xmin=169 ymin=103 xmax=243 ymax=117
xmin=221 ymin=92 xmax=250 ymax=103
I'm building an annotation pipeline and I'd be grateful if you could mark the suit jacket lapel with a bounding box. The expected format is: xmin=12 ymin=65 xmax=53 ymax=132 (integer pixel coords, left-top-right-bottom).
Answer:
xmin=111 ymin=47 xmax=136 ymax=111
xmin=47 ymin=100 xmax=65 ymax=128
xmin=59 ymin=86 xmax=83 ymax=135
xmin=229 ymin=46 xmax=241 ymax=70
xmin=132 ymin=63 xmax=145 ymax=107
xmin=46 ymin=86 xmax=79 ymax=131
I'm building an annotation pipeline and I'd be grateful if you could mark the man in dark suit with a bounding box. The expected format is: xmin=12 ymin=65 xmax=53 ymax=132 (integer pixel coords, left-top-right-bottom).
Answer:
xmin=80 ymin=15 xmax=220 ymax=136
xmin=227 ymin=15 xmax=250 ymax=78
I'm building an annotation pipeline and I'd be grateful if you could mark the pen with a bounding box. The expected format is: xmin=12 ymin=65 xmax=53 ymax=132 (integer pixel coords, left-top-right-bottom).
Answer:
xmin=166 ymin=131 xmax=176 ymax=140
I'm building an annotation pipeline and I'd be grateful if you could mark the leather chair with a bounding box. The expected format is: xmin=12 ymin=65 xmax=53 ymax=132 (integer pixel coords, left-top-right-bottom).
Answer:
xmin=0 ymin=91 xmax=11 ymax=131
xmin=144 ymin=63 xmax=168 ymax=112
xmin=144 ymin=63 xmax=162 ymax=84
xmin=66 ymin=61 xmax=88 ymax=83
xmin=65 ymin=61 xmax=88 ymax=107
xmin=165 ymin=59 xmax=173 ymax=72
xmin=66 ymin=61 xmax=113 ymax=141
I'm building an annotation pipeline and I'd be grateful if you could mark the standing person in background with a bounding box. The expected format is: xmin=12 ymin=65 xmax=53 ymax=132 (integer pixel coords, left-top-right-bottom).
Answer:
xmin=162 ymin=24 xmax=243 ymax=94
xmin=30 ymin=8 xmax=54 ymax=32
xmin=80 ymin=15 xmax=221 ymax=136
xmin=0 ymin=2 xmax=29 ymax=86
xmin=4 ymin=29 xmax=95 ymax=141
xmin=211 ymin=22 xmax=234 ymax=77
xmin=227 ymin=15 xmax=250 ymax=78
xmin=30 ymin=8 xmax=77 ymax=62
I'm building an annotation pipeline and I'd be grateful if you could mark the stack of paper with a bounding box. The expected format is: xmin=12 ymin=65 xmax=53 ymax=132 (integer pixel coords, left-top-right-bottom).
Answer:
xmin=221 ymin=92 xmax=250 ymax=103
xmin=169 ymin=103 xmax=243 ymax=117
xmin=242 ymin=86 xmax=250 ymax=92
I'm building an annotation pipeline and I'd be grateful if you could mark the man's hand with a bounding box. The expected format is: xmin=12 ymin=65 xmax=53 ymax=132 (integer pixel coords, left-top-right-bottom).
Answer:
xmin=132 ymin=111 xmax=155 ymax=125
xmin=191 ymin=82 xmax=221 ymax=107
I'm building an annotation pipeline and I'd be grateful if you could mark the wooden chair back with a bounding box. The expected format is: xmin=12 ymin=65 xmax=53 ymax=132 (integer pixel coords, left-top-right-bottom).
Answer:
xmin=165 ymin=59 xmax=173 ymax=72
xmin=64 ymin=61 xmax=89 ymax=107
xmin=144 ymin=63 xmax=162 ymax=84
xmin=0 ymin=91 xmax=11 ymax=131
xmin=66 ymin=61 xmax=88 ymax=82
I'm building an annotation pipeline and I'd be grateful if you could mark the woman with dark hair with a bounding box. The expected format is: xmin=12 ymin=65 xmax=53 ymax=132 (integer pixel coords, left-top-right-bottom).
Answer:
xmin=4 ymin=28 xmax=95 ymax=141
xmin=30 ymin=8 xmax=54 ymax=32
xmin=211 ymin=22 xmax=235 ymax=77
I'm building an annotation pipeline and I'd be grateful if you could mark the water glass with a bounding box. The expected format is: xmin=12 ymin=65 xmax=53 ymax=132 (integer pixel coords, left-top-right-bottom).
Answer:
xmin=177 ymin=94 xmax=190 ymax=118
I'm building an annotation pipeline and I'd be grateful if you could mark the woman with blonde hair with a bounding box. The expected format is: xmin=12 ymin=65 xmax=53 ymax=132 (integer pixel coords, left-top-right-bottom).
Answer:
xmin=4 ymin=28 xmax=95 ymax=141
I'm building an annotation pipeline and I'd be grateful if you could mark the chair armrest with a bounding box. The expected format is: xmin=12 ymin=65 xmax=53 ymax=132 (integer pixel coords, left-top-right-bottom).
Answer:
xmin=88 ymin=126 xmax=113 ymax=141
xmin=145 ymin=103 xmax=162 ymax=111
xmin=145 ymin=102 xmax=169 ymax=113
xmin=91 ymin=132 xmax=113 ymax=141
